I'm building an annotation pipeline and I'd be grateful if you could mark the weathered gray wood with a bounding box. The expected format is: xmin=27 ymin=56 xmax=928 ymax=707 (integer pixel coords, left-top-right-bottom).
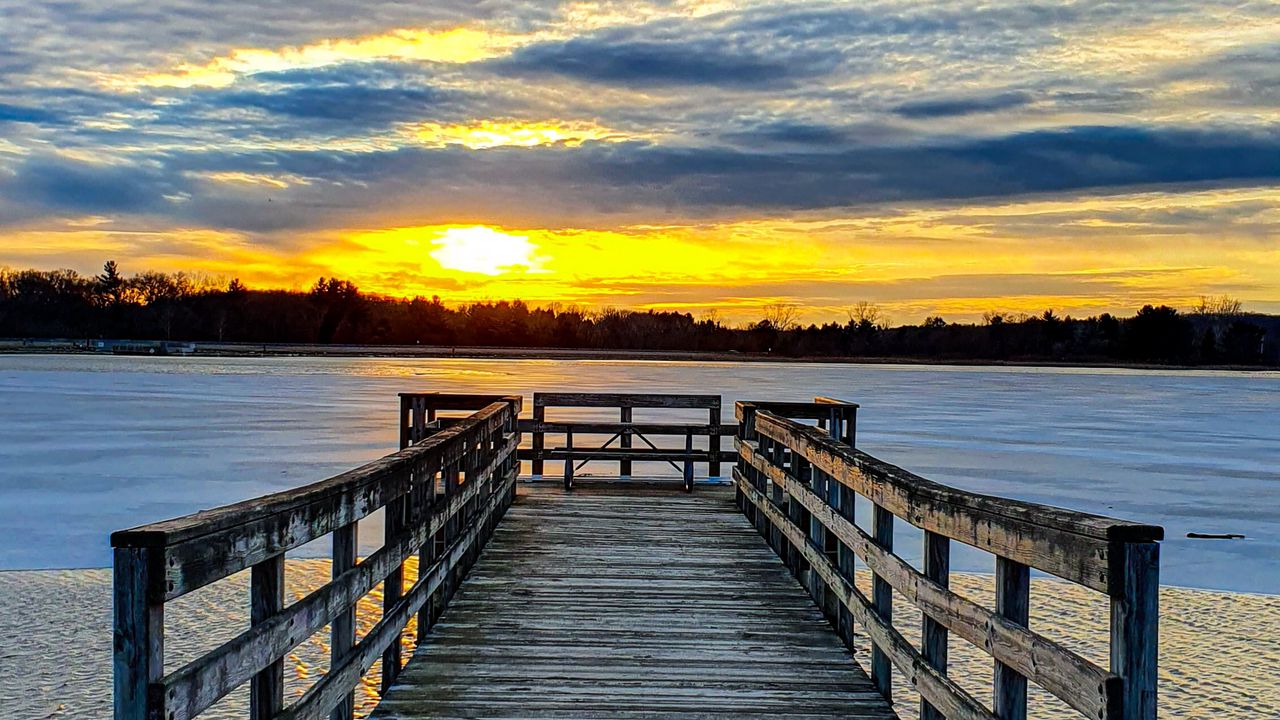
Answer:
xmin=709 ymin=407 xmax=722 ymax=477
xmin=535 ymin=392 xmax=721 ymax=409
xmin=158 ymin=434 xmax=517 ymax=720
xmin=994 ymin=557 xmax=1029 ymax=720
xmin=921 ymin=530 xmax=950 ymax=720
xmin=754 ymin=411 xmax=1160 ymax=542
xmin=684 ymin=431 xmax=694 ymax=492
xmin=736 ymin=474 xmax=995 ymax=720
xmin=113 ymin=547 xmax=163 ymax=720
xmin=399 ymin=395 xmax=411 ymax=450
xmin=520 ymin=420 xmax=738 ymax=436
xmin=1111 ymin=542 xmax=1159 ymax=720
xmin=620 ymin=407 xmax=633 ymax=476
xmin=399 ymin=393 xmax=523 ymax=412
xmin=331 ymin=523 xmax=356 ymax=720
xmin=531 ymin=403 xmax=546 ymax=476
xmin=374 ymin=484 xmax=895 ymax=720
xmin=534 ymin=447 xmax=734 ymax=462
xmin=871 ymin=503 xmax=894 ymax=700
xmin=278 ymin=472 xmax=517 ymax=720
xmin=741 ymin=420 xmax=1155 ymax=592
xmin=250 ymin=554 xmax=285 ymax=720
xmin=736 ymin=400 xmax=859 ymax=422
xmin=382 ymin=494 xmax=407 ymax=692
xmin=563 ymin=430 xmax=574 ymax=490
xmin=113 ymin=403 xmax=513 ymax=601
xmin=743 ymin=453 xmax=1119 ymax=720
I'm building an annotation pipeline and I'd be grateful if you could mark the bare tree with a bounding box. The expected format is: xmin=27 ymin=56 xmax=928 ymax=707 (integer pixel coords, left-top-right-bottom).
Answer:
xmin=847 ymin=301 xmax=890 ymax=330
xmin=761 ymin=302 xmax=800 ymax=331
xmin=1193 ymin=295 xmax=1244 ymax=316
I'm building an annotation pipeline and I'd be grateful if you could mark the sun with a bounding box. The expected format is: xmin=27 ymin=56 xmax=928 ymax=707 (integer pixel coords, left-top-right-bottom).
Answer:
xmin=429 ymin=226 xmax=542 ymax=276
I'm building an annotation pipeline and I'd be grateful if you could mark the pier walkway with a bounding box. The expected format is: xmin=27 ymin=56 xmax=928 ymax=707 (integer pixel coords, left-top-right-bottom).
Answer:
xmin=111 ymin=392 xmax=1163 ymax=720
xmin=375 ymin=483 xmax=895 ymax=719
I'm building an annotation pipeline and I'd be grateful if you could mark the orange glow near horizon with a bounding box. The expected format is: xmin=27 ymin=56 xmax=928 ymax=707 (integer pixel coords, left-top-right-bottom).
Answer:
xmin=5 ymin=186 xmax=1280 ymax=325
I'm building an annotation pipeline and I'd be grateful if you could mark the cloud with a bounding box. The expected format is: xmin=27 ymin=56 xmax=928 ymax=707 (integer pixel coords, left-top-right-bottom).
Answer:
xmin=0 ymin=102 xmax=60 ymax=124
xmin=493 ymin=35 xmax=832 ymax=89
xmin=0 ymin=155 xmax=191 ymax=217
xmin=893 ymin=92 xmax=1033 ymax=118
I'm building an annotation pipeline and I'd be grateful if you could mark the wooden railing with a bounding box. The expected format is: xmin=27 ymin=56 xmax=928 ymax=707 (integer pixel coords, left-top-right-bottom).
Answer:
xmin=519 ymin=392 xmax=736 ymax=491
xmin=112 ymin=396 xmax=522 ymax=720
xmin=734 ymin=399 xmax=1161 ymax=720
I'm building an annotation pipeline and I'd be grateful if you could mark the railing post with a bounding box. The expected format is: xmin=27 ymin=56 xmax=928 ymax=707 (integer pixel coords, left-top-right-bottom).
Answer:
xmin=620 ymin=406 xmax=632 ymax=477
xmin=921 ymin=531 xmax=951 ymax=720
xmin=381 ymin=489 xmax=408 ymax=693
xmin=827 ymin=407 xmax=857 ymax=648
xmin=399 ymin=395 xmax=411 ymax=450
xmin=563 ymin=430 xmax=574 ymax=490
xmin=870 ymin=504 xmax=894 ymax=701
xmin=708 ymin=405 xmax=721 ymax=478
xmin=331 ymin=522 xmax=357 ymax=720
xmin=418 ymin=465 xmax=439 ymax=643
xmin=113 ymin=547 xmax=163 ymax=720
xmin=532 ymin=401 xmax=546 ymax=477
xmin=995 ymin=556 xmax=1030 ymax=720
xmin=250 ymin=554 xmax=285 ymax=720
xmin=737 ymin=405 xmax=757 ymax=518
xmin=1112 ymin=542 xmax=1159 ymax=720
xmin=683 ymin=430 xmax=694 ymax=492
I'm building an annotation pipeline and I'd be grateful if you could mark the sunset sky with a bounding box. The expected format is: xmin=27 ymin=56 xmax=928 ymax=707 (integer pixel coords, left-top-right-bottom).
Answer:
xmin=1 ymin=1 xmax=1278 ymax=323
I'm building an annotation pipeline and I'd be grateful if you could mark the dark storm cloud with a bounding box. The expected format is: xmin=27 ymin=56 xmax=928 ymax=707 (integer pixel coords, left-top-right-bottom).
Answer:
xmin=10 ymin=123 xmax=1278 ymax=232
xmin=0 ymin=103 xmax=61 ymax=124
xmin=0 ymin=155 xmax=192 ymax=216
xmin=893 ymin=92 xmax=1033 ymax=118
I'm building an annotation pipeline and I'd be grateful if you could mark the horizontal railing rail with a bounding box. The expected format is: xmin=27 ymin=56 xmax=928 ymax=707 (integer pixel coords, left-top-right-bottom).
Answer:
xmin=526 ymin=392 xmax=728 ymax=491
xmin=112 ymin=397 xmax=522 ymax=720
xmin=734 ymin=399 xmax=1160 ymax=720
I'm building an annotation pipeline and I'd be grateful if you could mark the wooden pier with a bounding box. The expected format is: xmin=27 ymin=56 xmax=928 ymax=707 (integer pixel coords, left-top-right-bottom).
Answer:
xmin=112 ymin=392 xmax=1163 ymax=720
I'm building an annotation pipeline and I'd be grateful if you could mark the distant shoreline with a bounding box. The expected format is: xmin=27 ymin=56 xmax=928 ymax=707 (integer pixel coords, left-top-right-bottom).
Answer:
xmin=2 ymin=338 xmax=1274 ymax=372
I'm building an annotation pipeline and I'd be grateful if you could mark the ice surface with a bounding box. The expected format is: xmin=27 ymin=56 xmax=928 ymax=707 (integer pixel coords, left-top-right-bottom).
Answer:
xmin=0 ymin=354 xmax=1276 ymax=592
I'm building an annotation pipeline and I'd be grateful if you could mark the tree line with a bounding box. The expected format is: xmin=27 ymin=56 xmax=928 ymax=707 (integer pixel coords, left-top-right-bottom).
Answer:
xmin=1 ymin=262 xmax=1275 ymax=366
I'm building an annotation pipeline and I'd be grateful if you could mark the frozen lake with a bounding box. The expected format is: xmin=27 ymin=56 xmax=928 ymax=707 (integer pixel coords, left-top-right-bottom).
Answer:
xmin=0 ymin=354 xmax=1276 ymax=593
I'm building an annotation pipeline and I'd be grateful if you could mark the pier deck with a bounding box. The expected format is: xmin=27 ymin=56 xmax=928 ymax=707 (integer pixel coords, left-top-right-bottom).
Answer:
xmin=375 ymin=482 xmax=896 ymax=719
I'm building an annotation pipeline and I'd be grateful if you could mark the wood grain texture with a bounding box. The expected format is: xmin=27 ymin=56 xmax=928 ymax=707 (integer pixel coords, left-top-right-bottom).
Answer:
xmin=739 ymin=445 xmax=1120 ymax=720
xmin=373 ymin=484 xmax=897 ymax=720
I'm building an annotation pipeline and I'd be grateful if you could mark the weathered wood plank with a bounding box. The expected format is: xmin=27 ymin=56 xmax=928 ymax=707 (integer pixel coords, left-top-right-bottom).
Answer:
xmin=994 ymin=557 xmax=1030 ymax=720
xmin=249 ymin=555 xmax=285 ymax=720
xmin=519 ymin=420 xmax=738 ymax=436
xmin=160 ymin=437 xmax=516 ymax=720
xmin=753 ymin=412 xmax=1161 ymax=543
xmin=1111 ymin=542 xmax=1159 ymax=720
xmin=112 ymin=547 xmax=163 ymax=720
xmin=921 ymin=531 xmax=950 ymax=720
xmin=331 ymin=523 xmax=356 ymax=720
xmin=374 ymin=484 xmax=896 ymax=720
xmin=619 ymin=407 xmax=633 ymax=476
xmin=742 ymin=459 xmax=1119 ymax=720
xmin=278 ymin=472 xmax=517 ymax=720
xmin=113 ymin=402 xmax=512 ymax=549
xmin=736 ymin=474 xmax=996 ymax=720
xmin=740 ymin=433 xmax=1125 ymax=593
xmin=871 ymin=503 xmax=894 ymax=700
xmin=535 ymin=392 xmax=721 ymax=408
